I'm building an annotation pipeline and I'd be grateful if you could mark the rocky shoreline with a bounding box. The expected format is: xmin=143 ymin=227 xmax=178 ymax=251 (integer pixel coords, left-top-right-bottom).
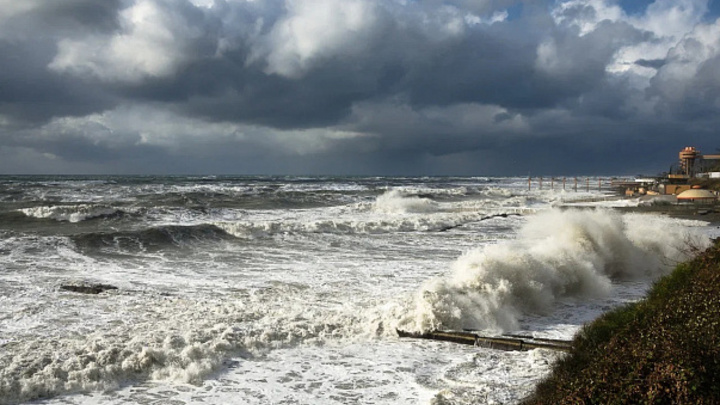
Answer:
xmin=59 ymin=282 xmax=118 ymax=295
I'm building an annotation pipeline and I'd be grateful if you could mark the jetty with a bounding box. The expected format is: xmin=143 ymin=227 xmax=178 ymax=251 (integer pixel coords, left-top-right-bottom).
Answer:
xmin=397 ymin=329 xmax=572 ymax=352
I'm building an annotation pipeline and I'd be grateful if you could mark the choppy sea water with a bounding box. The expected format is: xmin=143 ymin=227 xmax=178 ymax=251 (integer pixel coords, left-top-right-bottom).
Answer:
xmin=0 ymin=176 xmax=714 ymax=405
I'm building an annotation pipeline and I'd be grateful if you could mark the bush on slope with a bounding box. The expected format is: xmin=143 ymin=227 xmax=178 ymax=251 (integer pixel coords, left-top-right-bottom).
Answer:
xmin=525 ymin=239 xmax=720 ymax=404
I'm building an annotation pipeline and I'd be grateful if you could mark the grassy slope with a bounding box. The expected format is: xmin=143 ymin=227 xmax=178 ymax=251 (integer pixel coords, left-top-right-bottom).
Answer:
xmin=524 ymin=239 xmax=720 ymax=404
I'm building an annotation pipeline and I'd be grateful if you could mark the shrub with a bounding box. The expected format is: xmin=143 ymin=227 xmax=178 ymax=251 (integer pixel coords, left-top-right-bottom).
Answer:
xmin=524 ymin=239 xmax=720 ymax=404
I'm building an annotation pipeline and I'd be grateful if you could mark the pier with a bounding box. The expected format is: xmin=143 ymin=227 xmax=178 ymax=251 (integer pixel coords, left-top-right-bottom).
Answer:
xmin=527 ymin=176 xmax=618 ymax=192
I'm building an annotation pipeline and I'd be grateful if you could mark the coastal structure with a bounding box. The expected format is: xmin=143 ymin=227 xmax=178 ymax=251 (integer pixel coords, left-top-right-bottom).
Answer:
xmin=673 ymin=146 xmax=720 ymax=180
xmin=676 ymin=189 xmax=717 ymax=203
xmin=623 ymin=146 xmax=720 ymax=202
xmin=678 ymin=146 xmax=700 ymax=177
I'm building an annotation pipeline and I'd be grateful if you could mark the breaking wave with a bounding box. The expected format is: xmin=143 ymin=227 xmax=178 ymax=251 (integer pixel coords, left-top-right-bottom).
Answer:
xmin=215 ymin=218 xmax=456 ymax=238
xmin=372 ymin=190 xmax=438 ymax=214
xmin=19 ymin=205 xmax=132 ymax=223
xmin=395 ymin=209 xmax=711 ymax=333
xmin=214 ymin=210 xmax=526 ymax=238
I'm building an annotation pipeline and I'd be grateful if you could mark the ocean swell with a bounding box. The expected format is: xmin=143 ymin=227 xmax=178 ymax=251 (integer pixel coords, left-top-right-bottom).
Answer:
xmin=72 ymin=224 xmax=234 ymax=253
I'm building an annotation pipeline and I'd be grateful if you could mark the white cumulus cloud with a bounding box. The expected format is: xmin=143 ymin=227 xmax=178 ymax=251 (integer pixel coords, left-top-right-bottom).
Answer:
xmin=249 ymin=0 xmax=379 ymax=78
xmin=49 ymin=0 xmax=206 ymax=83
xmin=649 ymin=18 xmax=720 ymax=103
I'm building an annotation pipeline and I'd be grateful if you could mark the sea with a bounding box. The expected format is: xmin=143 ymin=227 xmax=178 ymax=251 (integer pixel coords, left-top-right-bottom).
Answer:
xmin=0 ymin=175 xmax=716 ymax=405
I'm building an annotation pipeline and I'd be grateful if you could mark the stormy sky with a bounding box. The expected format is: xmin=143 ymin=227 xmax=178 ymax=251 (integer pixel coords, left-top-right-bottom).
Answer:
xmin=1 ymin=0 xmax=719 ymax=176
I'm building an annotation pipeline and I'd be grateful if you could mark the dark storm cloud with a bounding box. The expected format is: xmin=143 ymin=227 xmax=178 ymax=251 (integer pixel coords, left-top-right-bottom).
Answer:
xmin=2 ymin=0 xmax=123 ymax=36
xmin=118 ymin=2 xmax=643 ymax=125
xmin=635 ymin=58 xmax=666 ymax=69
xmin=0 ymin=41 xmax=116 ymax=125
xmin=0 ymin=0 xmax=719 ymax=175
xmin=0 ymin=1 xmax=123 ymax=126
xmin=170 ymin=61 xmax=380 ymax=129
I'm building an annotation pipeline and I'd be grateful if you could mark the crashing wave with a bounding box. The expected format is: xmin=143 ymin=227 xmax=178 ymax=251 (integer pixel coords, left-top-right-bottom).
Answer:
xmin=372 ymin=190 xmax=439 ymax=214
xmin=395 ymin=209 xmax=710 ymax=334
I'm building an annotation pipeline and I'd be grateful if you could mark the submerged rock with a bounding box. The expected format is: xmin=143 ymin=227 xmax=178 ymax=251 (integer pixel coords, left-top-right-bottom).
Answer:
xmin=60 ymin=282 xmax=118 ymax=294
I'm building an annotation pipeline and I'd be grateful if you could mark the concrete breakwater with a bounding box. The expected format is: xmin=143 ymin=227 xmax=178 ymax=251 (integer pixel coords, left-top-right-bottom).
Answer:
xmin=397 ymin=329 xmax=572 ymax=352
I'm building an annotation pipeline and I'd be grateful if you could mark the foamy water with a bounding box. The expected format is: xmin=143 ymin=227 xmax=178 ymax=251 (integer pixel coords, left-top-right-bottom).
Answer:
xmin=0 ymin=176 xmax=713 ymax=405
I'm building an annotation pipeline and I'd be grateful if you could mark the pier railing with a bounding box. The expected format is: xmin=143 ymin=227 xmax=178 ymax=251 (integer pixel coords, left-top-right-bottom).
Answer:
xmin=527 ymin=177 xmax=625 ymax=193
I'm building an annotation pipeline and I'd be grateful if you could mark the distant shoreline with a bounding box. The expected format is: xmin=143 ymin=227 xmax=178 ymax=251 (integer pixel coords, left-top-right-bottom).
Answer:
xmin=613 ymin=202 xmax=720 ymax=227
xmin=558 ymin=191 xmax=720 ymax=227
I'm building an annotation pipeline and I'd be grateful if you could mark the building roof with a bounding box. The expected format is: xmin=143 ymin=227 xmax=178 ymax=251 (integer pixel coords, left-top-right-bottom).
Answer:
xmin=676 ymin=189 xmax=717 ymax=200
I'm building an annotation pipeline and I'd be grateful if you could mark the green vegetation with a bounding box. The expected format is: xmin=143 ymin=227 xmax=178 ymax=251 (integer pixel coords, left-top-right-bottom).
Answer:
xmin=524 ymin=239 xmax=720 ymax=404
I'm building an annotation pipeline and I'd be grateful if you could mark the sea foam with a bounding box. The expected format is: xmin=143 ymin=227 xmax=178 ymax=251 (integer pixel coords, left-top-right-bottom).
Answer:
xmin=0 ymin=207 xmax=710 ymax=404
xmin=395 ymin=209 xmax=710 ymax=333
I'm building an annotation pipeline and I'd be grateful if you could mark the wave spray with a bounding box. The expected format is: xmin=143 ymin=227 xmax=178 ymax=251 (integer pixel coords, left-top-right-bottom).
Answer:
xmin=397 ymin=209 xmax=710 ymax=333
